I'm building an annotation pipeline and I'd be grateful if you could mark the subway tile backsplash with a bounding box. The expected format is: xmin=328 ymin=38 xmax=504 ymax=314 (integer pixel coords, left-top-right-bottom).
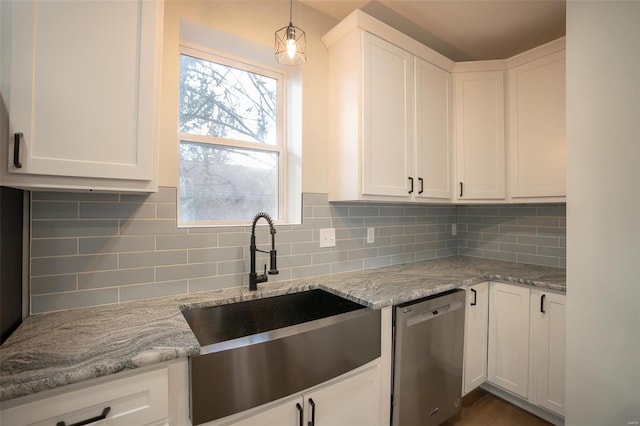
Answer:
xmin=29 ymin=188 xmax=565 ymax=314
xmin=457 ymin=204 xmax=566 ymax=268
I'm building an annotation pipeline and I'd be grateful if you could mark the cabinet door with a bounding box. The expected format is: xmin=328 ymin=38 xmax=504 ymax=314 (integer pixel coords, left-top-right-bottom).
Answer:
xmin=454 ymin=71 xmax=505 ymax=200
xmin=304 ymin=365 xmax=381 ymax=426
xmin=531 ymin=290 xmax=566 ymax=416
xmin=7 ymin=0 xmax=160 ymax=182
xmin=463 ymin=281 xmax=489 ymax=395
xmin=488 ymin=282 xmax=530 ymax=398
xmin=362 ymin=32 xmax=414 ymax=197
xmin=415 ymin=57 xmax=453 ymax=200
xmin=508 ymin=50 xmax=566 ymax=199
xmin=230 ymin=397 xmax=303 ymax=426
xmin=1 ymin=367 xmax=169 ymax=426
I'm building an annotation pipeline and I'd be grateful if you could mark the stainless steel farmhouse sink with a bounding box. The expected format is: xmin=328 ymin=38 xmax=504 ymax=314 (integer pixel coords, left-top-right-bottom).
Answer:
xmin=181 ymin=290 xmax=381 ymax=425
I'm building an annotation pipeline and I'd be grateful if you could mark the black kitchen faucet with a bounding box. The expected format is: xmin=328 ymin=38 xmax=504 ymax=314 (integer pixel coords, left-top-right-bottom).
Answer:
xmin=249 ymin=212 xmax=278 ymax=291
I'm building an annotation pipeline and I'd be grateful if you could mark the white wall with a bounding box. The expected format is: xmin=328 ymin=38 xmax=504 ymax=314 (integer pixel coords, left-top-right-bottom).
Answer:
xmin=566 ymin=2 xmax=640 ymax=424
xmin=158 ymin=0 xmax=336 ymax=194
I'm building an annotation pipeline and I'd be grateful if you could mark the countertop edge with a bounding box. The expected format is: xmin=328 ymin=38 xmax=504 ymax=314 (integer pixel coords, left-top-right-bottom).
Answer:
xmin=0 ymin=256 xmax=565 ymax=403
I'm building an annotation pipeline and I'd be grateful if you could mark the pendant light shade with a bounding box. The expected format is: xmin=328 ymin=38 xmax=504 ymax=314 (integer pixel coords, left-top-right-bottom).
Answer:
xmin=275 ymin=0 xmax=306 ymax=65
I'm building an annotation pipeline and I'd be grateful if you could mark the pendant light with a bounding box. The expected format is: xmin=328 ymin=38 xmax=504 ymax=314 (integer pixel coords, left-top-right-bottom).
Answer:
xmin=275 ymin=0 xmax=306 ymax=65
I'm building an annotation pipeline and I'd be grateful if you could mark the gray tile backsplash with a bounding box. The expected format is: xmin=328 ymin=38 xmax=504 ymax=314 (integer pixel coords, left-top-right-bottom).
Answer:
xmin=29 ymin=188 xmax=565 ymax=314
xmin=457 ymin=204 xmax=566 ymax=268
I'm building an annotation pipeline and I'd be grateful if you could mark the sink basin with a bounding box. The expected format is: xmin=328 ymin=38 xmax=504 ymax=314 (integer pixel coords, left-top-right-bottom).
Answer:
xmin=182 ymin=289 xmax=368 ymax=347
xmin=182 ymin=289 xmax=381 ymax=425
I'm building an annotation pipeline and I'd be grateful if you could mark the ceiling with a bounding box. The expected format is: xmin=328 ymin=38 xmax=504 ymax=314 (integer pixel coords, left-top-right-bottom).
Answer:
xmin=300 ymin=0 xmax=566 ymax=61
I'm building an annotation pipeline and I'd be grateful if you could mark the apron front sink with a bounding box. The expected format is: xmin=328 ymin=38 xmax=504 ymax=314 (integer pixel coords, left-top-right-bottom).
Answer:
xmin=181 ymin=289 xmax=381 ymax=425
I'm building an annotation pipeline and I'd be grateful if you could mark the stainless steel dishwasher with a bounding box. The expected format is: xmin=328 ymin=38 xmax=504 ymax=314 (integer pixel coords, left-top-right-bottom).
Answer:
xmin=392 ymin=289 xmax=466 ymax=426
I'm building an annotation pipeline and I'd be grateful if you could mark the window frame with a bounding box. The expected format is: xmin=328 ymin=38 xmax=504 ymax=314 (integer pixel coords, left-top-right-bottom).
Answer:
xmin=177 ymin=43 xmax=288 ymax=227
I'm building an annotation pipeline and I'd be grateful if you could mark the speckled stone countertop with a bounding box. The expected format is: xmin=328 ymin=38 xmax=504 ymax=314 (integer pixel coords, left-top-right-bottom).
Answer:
xmin=0 ymin=256 xmax=565 ymax=402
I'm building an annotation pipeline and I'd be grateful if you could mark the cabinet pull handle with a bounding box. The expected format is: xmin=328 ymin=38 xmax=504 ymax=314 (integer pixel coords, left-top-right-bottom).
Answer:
xmin=418 ymin=177 xmax=424 ymax=194
xmin=459 ymin=182 xmax=463 ymax=197
xmin=296 ymin=403 xmax=304 ymax=426
xmin=56 ymin=406 xmax=111 ymax=426
xmin=13 ymin=133 xmax=23 ymax=169
xmin=470 ymin=288 xmax=477 ymax=306
xmin=408 ymin=177 xmax=414 ymax=194
xmin=307 ymin=398 xmax=316 ymax=426
xmin=541 ymin=294 xmax=546 ymax=314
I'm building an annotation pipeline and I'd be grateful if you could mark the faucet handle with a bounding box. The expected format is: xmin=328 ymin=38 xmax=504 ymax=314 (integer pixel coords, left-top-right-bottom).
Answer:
xmin=255 ymin=264 xmax=268 ymax=285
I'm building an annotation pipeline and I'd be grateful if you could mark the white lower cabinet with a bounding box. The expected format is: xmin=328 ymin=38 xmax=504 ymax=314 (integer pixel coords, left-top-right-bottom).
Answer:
xmin=229 ymin=395 xmax=303 ymax=426
xmin=462 ymin=281 xmax=489 ymax=395
xmin=0 ymin=366 xmax=169 ymax=426
xmin=303 ymin=364 xmax=381 ymax=426
xmin=230 ymin=364 xmax=381 ymax=426
xmin=463 ymin=282 xmax=566 ymax=418
xmin=530 ymin=289 xmax=566 ymax=416
xmin=488 ymin=282 xmax=531 ymax=398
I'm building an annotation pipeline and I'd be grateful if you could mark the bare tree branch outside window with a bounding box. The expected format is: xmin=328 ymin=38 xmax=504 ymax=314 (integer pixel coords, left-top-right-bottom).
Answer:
xmin=178 ymin=54 xmax=280 ymax=222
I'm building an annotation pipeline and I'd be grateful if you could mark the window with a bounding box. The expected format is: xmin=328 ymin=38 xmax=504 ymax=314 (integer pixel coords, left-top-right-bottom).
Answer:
xmin=178 ymin=47 xmax=286 ymax=225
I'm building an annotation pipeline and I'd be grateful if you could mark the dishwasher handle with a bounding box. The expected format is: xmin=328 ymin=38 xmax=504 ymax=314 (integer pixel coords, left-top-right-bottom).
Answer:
xmin=405 ymin=300 xmax=464 ymax=327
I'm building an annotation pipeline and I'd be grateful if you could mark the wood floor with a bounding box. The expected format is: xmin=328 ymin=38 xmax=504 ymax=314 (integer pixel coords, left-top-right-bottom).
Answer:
xmin=441 ymin=389 xmax=552 ymax=426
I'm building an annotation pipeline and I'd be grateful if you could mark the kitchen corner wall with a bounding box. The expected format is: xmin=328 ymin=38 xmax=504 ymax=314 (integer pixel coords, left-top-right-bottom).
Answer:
xmin=458 ymin=204 xmax=566 ymax=268
xmin=29 ymin=188 xmax=565 ymax=314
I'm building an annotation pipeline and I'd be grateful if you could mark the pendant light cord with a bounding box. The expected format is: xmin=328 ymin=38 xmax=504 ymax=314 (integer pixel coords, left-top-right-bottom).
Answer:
xmin=289 ymin=0 xmax=293 ymax=25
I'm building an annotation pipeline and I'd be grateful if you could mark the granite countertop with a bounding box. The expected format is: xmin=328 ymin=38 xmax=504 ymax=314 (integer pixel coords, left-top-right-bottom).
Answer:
xmin=0 ymin=256 xmax=565 ymax=403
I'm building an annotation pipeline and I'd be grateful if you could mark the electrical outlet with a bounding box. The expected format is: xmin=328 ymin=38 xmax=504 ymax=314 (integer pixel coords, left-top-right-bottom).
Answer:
xmin=367 ymin=227 xmax=375 ymax=244
xmin=452 ymin=223 xmax=457 ymax=236
xmin=320 ymin=228 xmax=336 ymax=248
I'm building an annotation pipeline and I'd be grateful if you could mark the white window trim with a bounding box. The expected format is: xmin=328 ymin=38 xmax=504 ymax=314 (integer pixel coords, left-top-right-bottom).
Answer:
xmin=177 ymin=44 xmax=289 ymax=227
xmin=177 ymin=19 xmax=302 ymax=228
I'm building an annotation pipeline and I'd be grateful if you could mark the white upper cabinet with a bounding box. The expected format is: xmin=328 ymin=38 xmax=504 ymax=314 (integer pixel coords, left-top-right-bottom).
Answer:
xmin=453 ymin=38 xmax=565 ymax=203
xmin=323 ymin=10 xmax=454 ymax=203
xmin=507 ymin=40 xmax=566 ymax=201
xmin=415 ymin=57 xmax=453 ymax=200
xmin=454 ymin=70 xmax=506 ymax=201
xmin=362 ymin=33 xmax=414 ymax=198
xmin=324 ymin=16 xmax=564 ymax=205
xmin=2 ymin=0 xmax=162 ymax=192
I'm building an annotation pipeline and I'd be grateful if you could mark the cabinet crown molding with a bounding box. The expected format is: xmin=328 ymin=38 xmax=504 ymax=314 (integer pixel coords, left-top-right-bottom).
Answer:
xmin=322 ymin=10 xmax=455 ymax=72
xmin=453 ymin=60 xmax=507 ymax=73
xmin=452 ymin=37 xmax=565 ymax=74
xmin=506 ymin=37 xmax=566 ymax=69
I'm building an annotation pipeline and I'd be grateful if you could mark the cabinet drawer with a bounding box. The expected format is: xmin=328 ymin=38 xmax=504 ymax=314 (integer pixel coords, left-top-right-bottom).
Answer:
xmin=1 ymin=367 xmax=169 ymax=426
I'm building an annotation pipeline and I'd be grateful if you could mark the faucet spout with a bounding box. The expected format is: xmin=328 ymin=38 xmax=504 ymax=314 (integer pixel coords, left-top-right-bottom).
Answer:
xmin=249 ymin=212 xmax=278 ymax=291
